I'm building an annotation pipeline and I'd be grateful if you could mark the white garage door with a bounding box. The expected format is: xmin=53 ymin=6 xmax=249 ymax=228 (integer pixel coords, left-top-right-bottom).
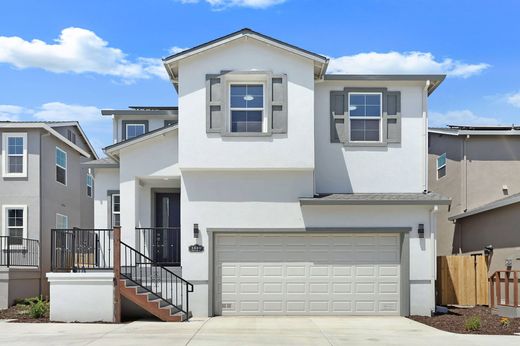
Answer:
xmin=215 ymin=233 xmax=401 ymax=316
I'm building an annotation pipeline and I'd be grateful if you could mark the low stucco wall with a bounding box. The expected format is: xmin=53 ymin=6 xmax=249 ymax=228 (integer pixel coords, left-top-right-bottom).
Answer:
xmin=47 ymin=272 xmax=114 ymax=322
xmin=0 ymin=267 xmax=41 ymax=309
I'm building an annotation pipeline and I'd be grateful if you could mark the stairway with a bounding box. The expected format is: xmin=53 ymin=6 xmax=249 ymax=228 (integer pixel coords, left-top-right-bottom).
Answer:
xmin=119 ymin=278 xmax=186 ymax=322
xmin=117 ymin=240 xmax=194 ymax=322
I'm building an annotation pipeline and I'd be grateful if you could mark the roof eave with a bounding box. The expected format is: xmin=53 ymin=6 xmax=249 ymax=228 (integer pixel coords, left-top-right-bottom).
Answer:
xmin=300 ymin=199 xmax=452 ymax=206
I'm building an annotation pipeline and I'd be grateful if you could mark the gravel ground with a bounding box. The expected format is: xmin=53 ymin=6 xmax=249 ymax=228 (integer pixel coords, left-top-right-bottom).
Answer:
xmin=0 ymin=304 xmax=49 ymax=323
xmin=409 ymin=306 xmax=520 ymax=335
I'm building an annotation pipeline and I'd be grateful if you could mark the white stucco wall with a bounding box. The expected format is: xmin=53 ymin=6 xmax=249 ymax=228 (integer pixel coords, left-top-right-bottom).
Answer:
xmin=47 ymin=272 xmax=114 ymax=322
xmin=93 ymin=168 xmax=119 ymax=229
xmin=178 ymin=38 xmax=316 ymax=169
xmin=314 ymin=81 xmax=428 ymax=194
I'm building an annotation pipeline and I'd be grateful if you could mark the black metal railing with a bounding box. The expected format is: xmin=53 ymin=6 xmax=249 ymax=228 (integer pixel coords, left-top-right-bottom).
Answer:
xmin=0 ymin=236 xmax=39 ymax=267
xmin=136 ymin=228 xmax=181 ymax=266
xmin=120 ymin=241 xmax=193 ymax=318
xmin=51 ymin=228 xmax=113 ymax=271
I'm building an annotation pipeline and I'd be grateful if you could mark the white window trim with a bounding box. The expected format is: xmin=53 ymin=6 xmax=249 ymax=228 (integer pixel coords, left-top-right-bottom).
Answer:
xmin=111 ymin=194 xmax=120 ymax=227
xmin=55 ymin=146 xmax=67 ymax=186
xmin=125 ymin=124 xmax=146 ymax=140
xmin=437 ymin=153 xmax=447 ymax=180
xmin=86 ymin=174 xmax=94 ymax=198
xmin=228 ymin=81 xmax=267 ymax=133
xmin=2 ymin=132 xmax=28 ymax=178
xmin=56 ymin=213 xmax=69 ymax=229
xmin=348 ymin=92 xmax=383 ymax=143
xmin=2 ymin=205 xmax=28 ymax=249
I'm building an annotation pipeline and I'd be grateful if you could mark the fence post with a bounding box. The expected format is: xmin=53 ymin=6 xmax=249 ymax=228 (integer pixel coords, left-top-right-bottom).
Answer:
xmin=113 ymin=226 xmax=121 ymax=323
xmin=6 ymin=237 xmax=10 ymax=268
xmin=490 ymin=273 xmax=495 ymax=308
xmin=514 ymin=272 xmax=519 ymax=308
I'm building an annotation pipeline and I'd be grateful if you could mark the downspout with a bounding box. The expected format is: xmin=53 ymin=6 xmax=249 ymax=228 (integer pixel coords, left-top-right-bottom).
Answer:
xmin=430 ymin=205 xmax=439 ymax=311
xmin=422 ymin=81 xmax=431 ymax=192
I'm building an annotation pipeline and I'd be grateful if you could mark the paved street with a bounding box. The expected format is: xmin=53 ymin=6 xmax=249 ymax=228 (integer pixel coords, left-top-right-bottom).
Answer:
xmin=0 ymin=316 xmax=519 ymax=345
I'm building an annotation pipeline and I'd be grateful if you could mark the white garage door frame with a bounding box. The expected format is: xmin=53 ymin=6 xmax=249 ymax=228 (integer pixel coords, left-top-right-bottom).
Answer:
xmin=207 ymin=227 xmax=410 ymax=317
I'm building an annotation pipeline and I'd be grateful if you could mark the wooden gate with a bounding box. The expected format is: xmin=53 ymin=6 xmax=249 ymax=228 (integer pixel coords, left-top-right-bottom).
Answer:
xmin=437 ymin=255 xmax=489 ymax=306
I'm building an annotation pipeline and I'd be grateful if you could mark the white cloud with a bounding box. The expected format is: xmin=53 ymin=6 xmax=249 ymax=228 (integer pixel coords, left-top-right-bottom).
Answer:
xmin=0 ymin=27 xmax=168 ymax=81
xmin=429 ymin=110 xmax=500 ymax=127
xmin=328 ymin=51 xmax=490 ymax=78
xmin=506 ymin=91 xmax=520 ymax=108
xmin=0 ymin=105 xmax=32 ymax=121
xmin=32 ymin=102 xmax=101 ymax=122
xmin=178 ymin=0 xmax=286 ymax=9
xmin=169 ymin=46 xmax=189 ymax=55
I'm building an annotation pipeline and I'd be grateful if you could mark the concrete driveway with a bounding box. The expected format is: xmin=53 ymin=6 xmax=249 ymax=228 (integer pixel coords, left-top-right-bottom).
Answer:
xmin=0 ymin=316 xmax=519 ymax=345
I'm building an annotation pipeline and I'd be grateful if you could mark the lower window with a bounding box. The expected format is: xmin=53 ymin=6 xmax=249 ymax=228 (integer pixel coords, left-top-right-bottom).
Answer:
xmin=3 ymin=206 xmax=26 ymax=246
xmin=111 ymin=194 xmax=120 ymax=227
xmin=56 ymin=213 xmax=69 ymax=229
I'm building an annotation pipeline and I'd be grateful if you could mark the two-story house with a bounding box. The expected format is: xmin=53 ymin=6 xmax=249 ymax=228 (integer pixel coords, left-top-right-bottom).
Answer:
xmin=54 ymin=29 xmax=449 ymax=322
xmin=429 ymin=125 xmax=520 ymax=274
xmin=0 ymin=121 xmax=97 ymax=308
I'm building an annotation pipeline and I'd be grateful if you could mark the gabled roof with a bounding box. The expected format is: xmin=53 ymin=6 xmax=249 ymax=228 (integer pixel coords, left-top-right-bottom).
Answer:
xmin=429 ymin=125 xmax=520 ymax=136
xmin=300 ymin=192 xmax=451 ymax=206
xmin=449 ymin=193 xmax=520 ymax=221
xmin=82 ymin=157 xmax=119 ymax=168
xmin=104 ymin=123 xmax=178 ymax=156
xmin=0 ymin=121 xmax=97 ymax=159
xmin=101 ymin=107 xmax=178 ymax=117
xmin=163 ymin=28 xmax=329 ymax=84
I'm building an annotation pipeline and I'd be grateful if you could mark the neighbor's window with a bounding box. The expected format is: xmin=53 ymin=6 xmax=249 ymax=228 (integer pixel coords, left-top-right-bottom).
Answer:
xmin=2 ymin=133 xmax=27 ymax=177
xmin=4 ymin=206 xmax=26 ymax=246
xmin=125 ymin=124 xmax=146 ymax=139
xmin=56 ymin=213 xmax=69 ymax=229
xmin=230 ymin=84 xmax=264 ymax=133
xmin=56 ymin=147 xmax=67 ymax=185
xmin=112 ymin=194 xmax=121 ymax=227
xmin=437 ymin=153 xmax=447 ymax=179
xmin=86 ymin=174 xmax=94 ymax=197
xmin=349 ymin=93 xmax=382 ymax=142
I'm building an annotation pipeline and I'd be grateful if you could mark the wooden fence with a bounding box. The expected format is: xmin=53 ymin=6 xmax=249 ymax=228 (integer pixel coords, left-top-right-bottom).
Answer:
xmin=437 ymin=255 xmax=489 ymax=306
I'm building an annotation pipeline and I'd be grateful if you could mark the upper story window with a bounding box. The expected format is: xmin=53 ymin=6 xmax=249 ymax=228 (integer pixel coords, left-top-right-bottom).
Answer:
xmin=55 ymin=147 xmax=67 ymax=185
xmin=230 ymin=84 xmax=265 ymax=133
xmin=67 ymin=129 xmax=76 ymax=144
xmin=2 ymin=205 xmax=27 ymax=246
xmin=122 ymin=120 xmax=149 ymax=141
xmin=86 ymin=174 xmax=94 ymax=197
xmin=348 ymin=93 xmax=382 ymax=142
xmin=437 ymin=153 xmax=447 ymax=179
xmin=2 ymin=133 xmax=27 ymax=178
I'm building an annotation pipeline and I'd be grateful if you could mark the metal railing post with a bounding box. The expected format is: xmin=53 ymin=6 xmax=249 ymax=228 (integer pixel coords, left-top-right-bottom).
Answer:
xmin=6 ymin=236 xmax=10 ymax=268
xmin=113 ymin=226 xmax=121 ymax=323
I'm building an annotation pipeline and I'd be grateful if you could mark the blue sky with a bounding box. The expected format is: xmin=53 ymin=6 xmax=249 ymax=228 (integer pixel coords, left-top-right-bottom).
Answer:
xmin=1 ymin=0 xmax=519 ymax=155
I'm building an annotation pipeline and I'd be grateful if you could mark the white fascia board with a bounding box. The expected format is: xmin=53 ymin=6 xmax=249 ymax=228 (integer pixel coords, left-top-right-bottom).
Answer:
xmin=104 ymin=125 xmax=178 ymax=155
xmin=179 ymin=166 xmax=314 ymax=172
xmin=429 ymin=129 xmax=520 ymax=136
xmin=0 ymin=123 xmax=91 ymax=158
xmin=48 ymin=122 xmax=99 ymax=159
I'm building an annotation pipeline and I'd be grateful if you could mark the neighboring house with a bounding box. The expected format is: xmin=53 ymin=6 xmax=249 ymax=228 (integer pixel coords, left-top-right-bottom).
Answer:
xmin=67 ymin=28 xmax=449 ymax=321
xmin=429 ymin=125 xmax=520 ymax=273
xmin=0 ymin=121 xmax=97 ymax=308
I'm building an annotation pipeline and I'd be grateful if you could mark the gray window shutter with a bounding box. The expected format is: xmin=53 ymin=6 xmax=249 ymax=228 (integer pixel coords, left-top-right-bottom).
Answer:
xmin=271 ymin=74 xmax=288 ymax=133
xmin=330 ymin=91 xmax=346 ymax=143
xmin=385 ymin=91 xmax=401 ymax=143
xmin=206 ymin=74 xmax=224 ymax=133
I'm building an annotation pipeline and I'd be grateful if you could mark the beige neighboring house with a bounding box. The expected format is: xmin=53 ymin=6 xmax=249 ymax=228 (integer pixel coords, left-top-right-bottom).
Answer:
xmin=428 ymin=125 xmax=520 ymax=274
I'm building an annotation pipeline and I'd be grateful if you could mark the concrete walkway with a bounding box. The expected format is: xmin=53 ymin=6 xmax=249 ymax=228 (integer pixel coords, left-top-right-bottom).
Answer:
xmin=0 ymin=316 xmax=518 ymax=345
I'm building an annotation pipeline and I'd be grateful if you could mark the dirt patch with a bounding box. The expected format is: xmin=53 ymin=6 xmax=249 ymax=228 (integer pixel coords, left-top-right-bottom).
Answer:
xmin=0 ymin=304 xmax=49 ymax=323
xmin=409 ymin=306 xmax=520 ymax=335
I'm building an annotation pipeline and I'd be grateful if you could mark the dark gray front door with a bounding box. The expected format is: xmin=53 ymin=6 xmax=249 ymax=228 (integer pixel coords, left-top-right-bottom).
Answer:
xmin=154 ymin=193 xmax=180 ymax=265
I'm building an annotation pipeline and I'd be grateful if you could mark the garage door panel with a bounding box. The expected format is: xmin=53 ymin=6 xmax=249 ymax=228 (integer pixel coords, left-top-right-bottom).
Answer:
xmin=215 ymin=233 xmax=400 ymax=316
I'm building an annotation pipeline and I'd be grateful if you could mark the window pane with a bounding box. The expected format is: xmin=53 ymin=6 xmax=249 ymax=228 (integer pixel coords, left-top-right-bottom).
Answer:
xmin=230 ymin=85 xmax=247 ymax=96
xmin=349 ymin=94 xmax=382 ymax=117
xmin=350 ymin=95 xmax=365 ymax=105
xmin=350 ymin=119 xmax=380 ymax=141
xmin=113 ymin=195 xmax=120 ymax=212
xmin=230 ymin=96 xmax=246 ymax=108
xmin=126 ymin=124 xmax=145 ymax=139
xmin=57 ymin=166 xmax=66 ymax=184
xmin=247 ymin=85 xmax=263 ymax=96
xmin=231 ymin=111 xmax=262 ymax=132
xmin=113 ymin=214 xmax=120 ymax=227
xmin=56 ymin=149 xmax=66 ymax=167
xmin=8 ymin=137 xmax=23 ymax=155
xmin=365 ymin=105 xmax=381 ymax=117
xmin=365 ymin=94 xmax=381 ymax=105
xmin=349 ymin=105 xmax=365 ymax=116
xmin=8 ymin=156 xmax=23 ymax=173
xmin=247 ymin=95 xmax=263 ymax=108
xmin=437 ymin=153 xmax=447 ymax=168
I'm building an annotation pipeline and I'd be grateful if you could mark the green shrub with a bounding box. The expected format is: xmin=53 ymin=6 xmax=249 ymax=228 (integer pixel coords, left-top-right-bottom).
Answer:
xmin=28 ymin=297 xmax=49 ymax=319
xmin=464 ymin=316 xmax=481 ymax=331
